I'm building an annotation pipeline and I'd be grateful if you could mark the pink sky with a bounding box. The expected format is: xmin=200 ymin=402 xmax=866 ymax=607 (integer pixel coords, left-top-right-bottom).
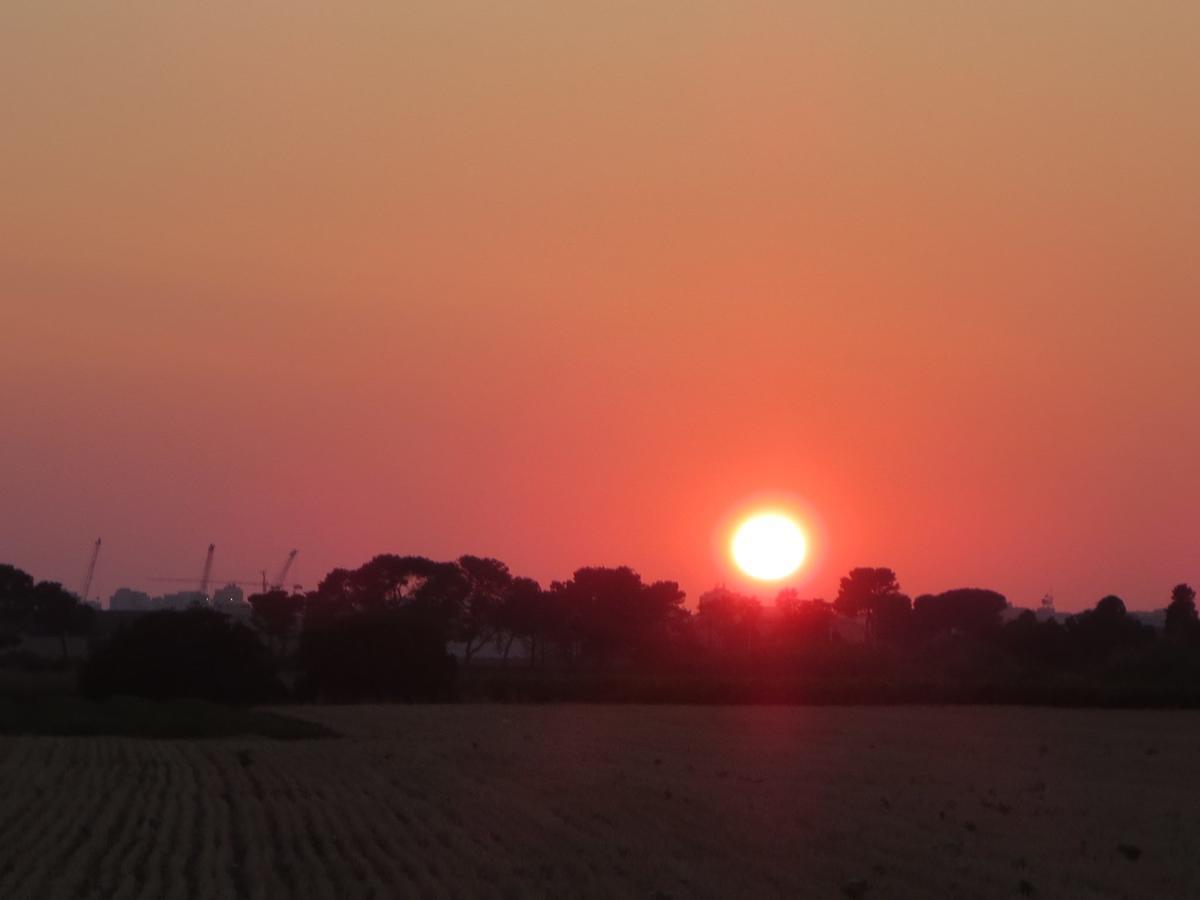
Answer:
xmin=2 ymin=2 xmax=1198 ymax=610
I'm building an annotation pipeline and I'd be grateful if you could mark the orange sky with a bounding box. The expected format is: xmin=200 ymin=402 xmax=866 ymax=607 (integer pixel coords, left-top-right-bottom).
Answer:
xmin=2 ymin=2 xmax=1198 ymax=610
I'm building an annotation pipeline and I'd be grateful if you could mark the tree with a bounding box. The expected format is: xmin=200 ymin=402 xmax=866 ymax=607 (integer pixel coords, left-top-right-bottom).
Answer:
xmin=1165 ymin=583 xmax=1198 ymax=643
xmin=249 ymin=590 xmax=305 ymax=657
xmin=305 ymin=555 xmax=467 ymax=636
xmin=834 ymin=568 xmax=910 ymax=642
xmin=641 ymin=579 xmax=691 ymax=659
xmin=296 ymin=555 xmax=464 ymax=700
xmin=31 ymin=581 xmax=95 ymax=660
xmin=0 ymin=564 xmax=35 ymax=633
xmin=551 ymin=567 xmax=687 ymax=664
xmin=772 ymin=590 xmax=835 ymax=655
xmin=872 ymin=592 xmax=914 ymax=644
xmin=1002 ymin=609 xmax=1068 ymax=666
xmin=494 ymin=576 xmax=547 ymax=664
xmin=912 ymin=589 xmax=1008 ymax=640
xmin=1065 ymin=595 xmax=1152 ymax=662
xmin=455 ymin=555 xmax=513 ymax=663
xmin=1094 ymin=594 xmax=1128 ymax=620
xmin=696 ymin=586 xmax=763 ymax=656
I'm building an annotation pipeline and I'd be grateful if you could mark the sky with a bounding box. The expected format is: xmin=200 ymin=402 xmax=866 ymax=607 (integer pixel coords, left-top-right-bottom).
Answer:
xmin=2 ymin=2 xmax=1198 ymax=611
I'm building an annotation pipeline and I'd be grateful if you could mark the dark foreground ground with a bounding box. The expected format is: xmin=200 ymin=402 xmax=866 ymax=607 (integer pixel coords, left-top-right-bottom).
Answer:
xmin=0 ymin=705 xmax=1197 ymax=898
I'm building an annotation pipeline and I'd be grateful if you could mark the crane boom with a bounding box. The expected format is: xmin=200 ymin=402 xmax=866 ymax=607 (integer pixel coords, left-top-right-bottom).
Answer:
xmin=272 ymin=550 xmax=298 ymax=591
xmin=151 ymin=547 xmax=300 ymax=596
xmin=80 ymin=538 xmax=101 ymax=604
xmin=199 ymin=544 xmax=216 ymax=596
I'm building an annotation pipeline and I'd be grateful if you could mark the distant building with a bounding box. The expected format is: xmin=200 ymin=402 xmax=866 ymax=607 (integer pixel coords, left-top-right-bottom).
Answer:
xmin=212 ymin=583 xmax=245 ymax=607
xmin=159 ymin=591 xmax=207 ymax=610
xmin=109 ymin=588 xmax=152 ymax=612
xmin=212 ymin=584 xmax=251 ymax=621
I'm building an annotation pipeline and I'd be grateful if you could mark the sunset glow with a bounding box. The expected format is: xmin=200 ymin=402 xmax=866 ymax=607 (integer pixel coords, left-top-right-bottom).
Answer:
xmin=731 ymin=513 xmax=808 ymax=582
xmin=2 ymin=3 xmax=1198 ymax=610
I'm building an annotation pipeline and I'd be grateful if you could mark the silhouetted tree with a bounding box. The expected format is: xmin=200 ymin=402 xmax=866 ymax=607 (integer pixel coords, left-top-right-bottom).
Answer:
xmin=1165 ymin=584 xmax=1198 ymax=643
xmin=696 ymin=586 xmax=763 ymax=656
xmin=551 ymin=567 xmax=687 ymax=665
xmin=305 ymin=555 xmax=467 ymax=636
xmin=835 ymin=568 xmax=910 ymax=642
xmin=80 ymin=608 xmax=283 ymax=703
xmin=1065 ymin=595 xmax=1153 ymax=663
xmin=0 ymin=564 xmax=35 ymax=634
xmin=493 ymin=576 xmax=545 ymax=663
xmin=873 ymin=592 xmax=914 ymax=644
xmin=31 ymin=581 xmax=95 ymax=660
xmin=913 ymin=588 xmax=1008 ymax=640
xmin=772 ymin=590 xmax=835 ymax=655
xmin=1001 ymin=609 xmax=1068 ymax=667
xmin=249 ymin=590 xmax=304 ymax=657
xmin=296 ymin=556 xmax=463 ymax=700
xmin=455 ymin=555 xmax=513 ymax=662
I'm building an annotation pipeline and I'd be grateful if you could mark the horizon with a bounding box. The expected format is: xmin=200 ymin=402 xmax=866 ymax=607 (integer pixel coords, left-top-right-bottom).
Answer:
xmin=7 ymin=541 xmax=1190 ymax=618
xmin=4 ymin=2 xmax=1199 ymax=613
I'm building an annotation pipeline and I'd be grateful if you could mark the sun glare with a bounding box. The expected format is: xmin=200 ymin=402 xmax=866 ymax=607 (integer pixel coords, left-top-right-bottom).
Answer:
xmin=731 ymin=512 xmax=808 ymax=581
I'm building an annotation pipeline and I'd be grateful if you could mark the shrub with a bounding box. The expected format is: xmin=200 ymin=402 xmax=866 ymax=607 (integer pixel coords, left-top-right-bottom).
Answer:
xmin=79 ymin=609 xmax=284 ymax=704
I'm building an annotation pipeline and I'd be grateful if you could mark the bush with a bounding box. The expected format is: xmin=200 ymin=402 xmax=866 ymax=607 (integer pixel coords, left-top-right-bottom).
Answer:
xmin=79 ymin=609 xmax=284 ymax=704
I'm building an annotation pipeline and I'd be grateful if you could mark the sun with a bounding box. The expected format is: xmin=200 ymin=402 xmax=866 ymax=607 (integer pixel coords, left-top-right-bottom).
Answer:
xmin=731 ymin=512 xmax=808 ymax=581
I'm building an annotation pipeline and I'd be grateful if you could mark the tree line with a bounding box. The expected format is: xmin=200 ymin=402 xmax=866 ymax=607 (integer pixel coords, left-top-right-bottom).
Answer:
xmin=3 ymin=557 xmax=1200 ymax=705
xmin=0 ymin=564 xmax=96 ymax=659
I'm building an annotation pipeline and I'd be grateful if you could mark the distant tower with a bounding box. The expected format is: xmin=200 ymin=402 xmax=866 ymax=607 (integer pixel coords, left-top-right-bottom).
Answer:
xmin=1037 ymin=593 xmax=1056 ymax=621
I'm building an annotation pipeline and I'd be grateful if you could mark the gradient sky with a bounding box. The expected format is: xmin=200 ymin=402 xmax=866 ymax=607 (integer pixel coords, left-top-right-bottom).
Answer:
xmin=3 ymin=2 xmax=1198 ymax=611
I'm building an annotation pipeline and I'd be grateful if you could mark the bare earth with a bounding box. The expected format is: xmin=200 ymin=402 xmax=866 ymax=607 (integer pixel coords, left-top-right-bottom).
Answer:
xmin=1 ymin=705 xmax=1198 ymax=899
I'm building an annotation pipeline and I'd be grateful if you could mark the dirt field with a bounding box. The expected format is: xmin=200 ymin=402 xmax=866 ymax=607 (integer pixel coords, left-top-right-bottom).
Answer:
xmin=0 ymin=705 xmax=1197 ymax=899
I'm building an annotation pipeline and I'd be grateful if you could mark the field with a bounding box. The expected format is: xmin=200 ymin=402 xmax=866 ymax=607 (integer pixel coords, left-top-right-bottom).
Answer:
xmin=0 ymin=705 xmax=1198 ymax=899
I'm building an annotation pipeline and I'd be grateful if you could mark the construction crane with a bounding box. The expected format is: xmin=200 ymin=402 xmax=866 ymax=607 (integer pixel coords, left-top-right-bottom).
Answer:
xmin=199 ymin=544 xmax=215 ymax=596
xmin=271 ymin=550 xmax=298 ymax=591
xmin=80 ymin=538 xmax=101 ymax=604
xmin=247 ymin=552 xmax=301 ymax=594
xmin=150 ymin=546 xmax=302 ymax=596
xmin=150 ymin=544 xmax=226 ymax=597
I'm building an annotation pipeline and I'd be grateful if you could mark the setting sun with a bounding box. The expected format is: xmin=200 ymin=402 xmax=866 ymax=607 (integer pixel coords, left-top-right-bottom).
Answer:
xmin=731 ymin=512 xmax=808 ymax=582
